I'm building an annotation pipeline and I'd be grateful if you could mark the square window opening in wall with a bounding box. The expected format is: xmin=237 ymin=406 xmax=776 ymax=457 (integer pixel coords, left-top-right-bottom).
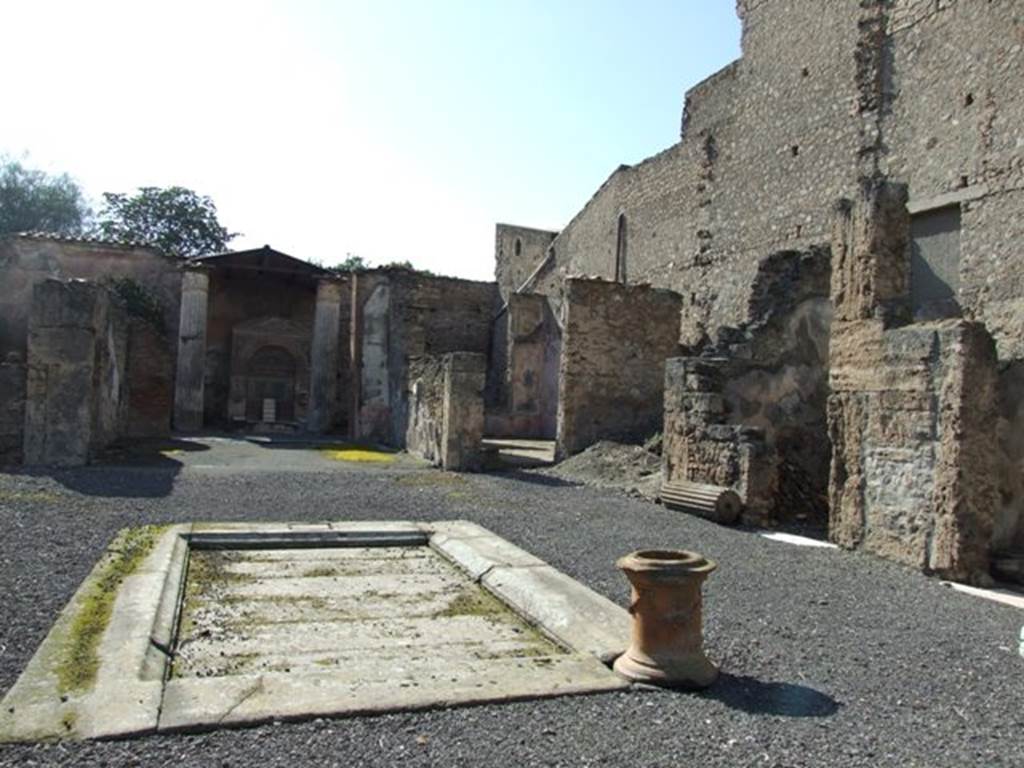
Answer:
xmin=909 ymin=204 xmax=962 ymax=322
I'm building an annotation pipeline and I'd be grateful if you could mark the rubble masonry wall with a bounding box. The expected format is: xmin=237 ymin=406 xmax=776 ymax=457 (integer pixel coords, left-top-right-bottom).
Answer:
xmin=557 ymin=278 xmax=681 ymax=459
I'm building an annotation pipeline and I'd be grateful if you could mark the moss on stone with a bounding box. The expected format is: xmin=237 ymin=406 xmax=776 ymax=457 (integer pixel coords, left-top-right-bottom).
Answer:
xmin=433 ymin=588 xmax=507 ymax=619
xmin=302 ymin=565 xmax=337 ymax=578
xmin=55 ymin=524 xmax=166 ymax=694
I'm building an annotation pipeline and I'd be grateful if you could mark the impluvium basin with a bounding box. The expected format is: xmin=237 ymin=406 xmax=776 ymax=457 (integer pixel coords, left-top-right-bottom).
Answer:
xmin=0 ymin=520 xmax=631 ymax=742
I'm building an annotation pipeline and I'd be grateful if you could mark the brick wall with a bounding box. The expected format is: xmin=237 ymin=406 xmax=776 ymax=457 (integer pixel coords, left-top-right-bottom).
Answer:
xmin=123 ymin=320 xmax=174 ymax=438
xmin=556 ymin=279 xmax=681 ymax=458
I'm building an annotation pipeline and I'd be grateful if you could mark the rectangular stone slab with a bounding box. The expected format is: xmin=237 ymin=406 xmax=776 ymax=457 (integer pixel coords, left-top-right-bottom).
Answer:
xmin=159 ymin=654 xmax=624 ymax=732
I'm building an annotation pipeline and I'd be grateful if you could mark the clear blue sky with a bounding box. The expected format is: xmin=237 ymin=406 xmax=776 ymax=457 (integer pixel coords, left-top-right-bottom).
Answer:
xmin=2 ymin=1 xmax=741 ymax=279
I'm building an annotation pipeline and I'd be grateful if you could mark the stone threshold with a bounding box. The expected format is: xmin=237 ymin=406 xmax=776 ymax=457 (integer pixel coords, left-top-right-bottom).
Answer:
xmin=0 ymin=521 xmax=630 ymax=742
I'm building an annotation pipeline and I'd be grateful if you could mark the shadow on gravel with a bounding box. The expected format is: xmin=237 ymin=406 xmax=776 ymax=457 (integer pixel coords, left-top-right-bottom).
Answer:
xmin=486 ymin=469 xmax=582 ymax=488
xmin=16 ymin=465 xmax=181 ymax=498
xmin=703 ymin=673 xmax=841 ymax=718
xmin=245 ymin=437 xmax=396 ymax=453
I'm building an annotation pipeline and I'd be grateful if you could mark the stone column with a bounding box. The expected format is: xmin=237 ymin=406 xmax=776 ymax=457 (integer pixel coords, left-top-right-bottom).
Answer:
xmin=173 ymin=267 xmax=209 ymax=431
xmin=307 ymin=278 xmax=344 ymax=433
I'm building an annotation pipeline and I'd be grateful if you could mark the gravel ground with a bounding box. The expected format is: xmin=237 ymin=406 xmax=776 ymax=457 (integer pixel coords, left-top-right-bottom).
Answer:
xmin=1 ymin=438 xmax=1022 ymax=767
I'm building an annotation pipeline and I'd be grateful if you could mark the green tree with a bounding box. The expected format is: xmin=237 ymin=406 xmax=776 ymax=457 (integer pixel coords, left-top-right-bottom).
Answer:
xmin=0 ymin=157 xmax=91 ymax=235
xmin=97 ymin=186 xmax=237 ymax=258
xmin=335 ymin=253 xmax=369 ymax=272
xmin=381 ymin=259 xmax=435 ymax=276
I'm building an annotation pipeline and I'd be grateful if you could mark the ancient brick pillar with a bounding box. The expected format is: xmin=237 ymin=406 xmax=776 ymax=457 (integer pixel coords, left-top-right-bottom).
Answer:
xmin=827 ymin=179 xmax=999 ymax=582
xmin=307 ymin=277 xmax=343 ymax=433
xmin=830 ymin=178 xmax=910 ymax=326
xmin=173 ymin=267 xmax=210 ymax=431
xmin=828 ymin=179 xmax=910 ymax=550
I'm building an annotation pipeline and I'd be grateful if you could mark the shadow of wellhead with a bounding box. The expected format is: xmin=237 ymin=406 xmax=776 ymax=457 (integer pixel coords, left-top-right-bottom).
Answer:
xmin=700 ymin=673 xmax=842 ymax=718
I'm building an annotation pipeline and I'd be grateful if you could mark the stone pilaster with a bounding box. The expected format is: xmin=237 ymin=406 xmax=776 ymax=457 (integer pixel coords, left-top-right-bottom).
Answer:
xmin=173 ymin=267 xmax=209 ymax=431
xmin=307 ymin=278 xmax=343 ymax=433
xmin=24 ymin=280 xmax=106 ymax=466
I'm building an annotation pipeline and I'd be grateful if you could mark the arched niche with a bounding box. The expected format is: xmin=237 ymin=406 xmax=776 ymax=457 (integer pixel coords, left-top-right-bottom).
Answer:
xmin=227 ymin=317 xmax=311 ymax=424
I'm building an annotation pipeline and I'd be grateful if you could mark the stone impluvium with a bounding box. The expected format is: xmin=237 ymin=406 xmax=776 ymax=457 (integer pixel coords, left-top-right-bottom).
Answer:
xmin=613 ymin=549 xmax=717 ymax=688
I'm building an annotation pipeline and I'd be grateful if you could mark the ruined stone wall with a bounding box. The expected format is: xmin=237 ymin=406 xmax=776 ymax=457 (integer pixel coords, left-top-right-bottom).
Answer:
xmin=406 ymin=355 xmax=446 ymax=465
xmin=995 ymin=363 xmax=1024 ymax=553
xmin=0 ymin=236 xmax=179 ymax=458
xmin=0 ymin=362 xmax=25 ymax=464
xmin=885 ymin=0 xmax=1024 ymax=356
xmin=494 ymin=224 xmax=557 ymax=302
xmin=485 ymin=292 xmax=560 ymax=439
xmin=828 ymin=180 xmax=1001 ymax=583
xmin=662 ymin=248 xmax=833 ymax=525
xmin=557 ymin=279 xmax=681 ymax=458
xmin=539 ymin=1 xmax=860 ymax=343
xmin=23 ymin=280 xmax=129 ymax=466
xmin=488 ymin=1 xmax=1024 ymax=571
xmin=663 ymin=357 xmax=776 ymax=524
xmin=881 ymin=1 xmax=1024 ymax=554
xmin=521 ymin=1 xmax=1022 ymax=356
xmin=0 ymin=235 xmax=181 ymax=360
xmin=406 ymin=352 xmax=486 ymax=471
xmin=385 ymin=270 xmax=497 ymax=446
xmin=350 ymin=269 xmax=498 ymax=446
xmin=830 ymin=318 xmax=999 ymax=583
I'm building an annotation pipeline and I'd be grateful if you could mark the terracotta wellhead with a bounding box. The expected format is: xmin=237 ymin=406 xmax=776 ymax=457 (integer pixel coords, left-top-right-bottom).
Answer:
xmin=613 ymin=549 xmax=718 ymax=688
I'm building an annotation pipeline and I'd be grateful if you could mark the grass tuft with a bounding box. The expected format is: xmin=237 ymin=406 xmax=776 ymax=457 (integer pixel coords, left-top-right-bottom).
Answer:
xmin=56 ymin=525 xmax=166 ymax=694
xmin=433 ymin=588 xmax=507 ymax=619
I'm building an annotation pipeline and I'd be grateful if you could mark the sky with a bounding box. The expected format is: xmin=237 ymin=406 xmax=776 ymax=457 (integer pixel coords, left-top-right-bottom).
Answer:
xmin=1 ymin=1 xmax=741 ymax=280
